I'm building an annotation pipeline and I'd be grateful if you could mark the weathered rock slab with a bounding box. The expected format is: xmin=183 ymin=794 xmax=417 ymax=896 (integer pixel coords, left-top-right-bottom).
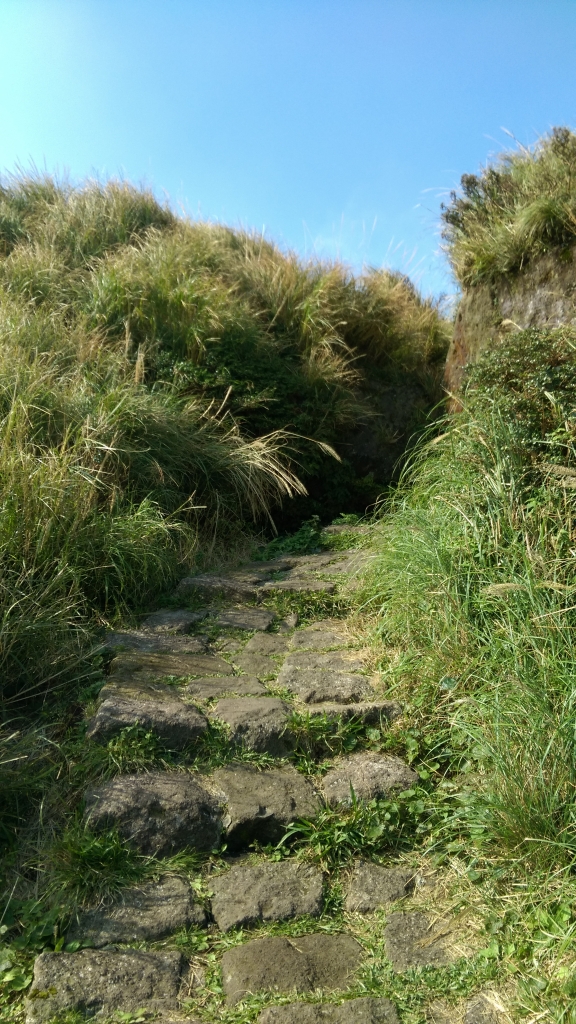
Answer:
xmin=67 ymin=875 xmax=206 ymax=947
xmin=184 ymin=676 xmax=266 ymax=700
xmin=212 ymin=765 xmax=320 ymax=849
xmin=210 ymin=859 xmax=323 ymax=931
xmin=86 ymin=696 xmax=208 ymax=749
xmin=141 ymin=608 xmax=208 ymax=633
xmin=384 ymin=912 xmax=453 ymax=970
xmin=221 ymin=932 xmax=363 ymax=1003
xmin=344 ymin=861 xmax=415 ymax=913
xmin=322 ymin=753 xmax=417 ymax=805
xmin=210 ymin=698 xmax=292 ymax=756
xmin=304 ymin=702 xmax=401 ymax=726
xmin=244 ymin=633 xmax=289 ymax=655
xmin=109 ymin=651 xmax=233 ymax=682
xmin=262 ymin=578 xmax=336 ymax=595
xmin=281 ymin=651 xmax=366 ymax=674
xmin=278 ymin=669 xmax=373 ymax=704
xmin=175 ymin=573 xmax=263 ymax=601
xmin=84 ymin=772 xmax=222 ymax=856
xmin=217 ymin=607 xmax=275 ymax=631
xmin=258 ymin=996 xmax=399 ymax=1023
xmin=233 ymin=652 xmax=279 ymax=679
xmin=103 ymin=630 xmax=207 ymax=654
xmin=290 ymin=621 xmax=349 ymax=650
xmin=25 ymin=949 xmax=184 ymax=1022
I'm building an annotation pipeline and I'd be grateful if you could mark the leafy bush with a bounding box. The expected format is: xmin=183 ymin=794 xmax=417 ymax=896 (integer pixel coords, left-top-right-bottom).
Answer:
xmin=442 ymin=126 xmax=576 ymax=285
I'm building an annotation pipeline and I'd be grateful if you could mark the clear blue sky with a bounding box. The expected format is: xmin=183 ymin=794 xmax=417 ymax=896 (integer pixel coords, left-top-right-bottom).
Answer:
xmin=1 ymin=0 xmax=575 ymax=297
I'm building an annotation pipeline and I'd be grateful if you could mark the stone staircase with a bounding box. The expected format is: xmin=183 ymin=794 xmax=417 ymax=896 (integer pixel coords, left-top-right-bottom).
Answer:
xmin=25 ymin=538 xmax=491 ymax=1024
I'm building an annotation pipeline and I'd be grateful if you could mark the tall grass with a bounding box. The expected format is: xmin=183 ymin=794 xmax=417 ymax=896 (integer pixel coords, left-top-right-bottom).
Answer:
xmin=442 ymin=126 xmax=576 ymax=285
xmin=365 ymin=326 xmax=576 ymax=870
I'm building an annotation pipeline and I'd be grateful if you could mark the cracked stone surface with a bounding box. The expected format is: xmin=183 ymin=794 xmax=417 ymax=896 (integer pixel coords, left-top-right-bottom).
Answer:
xmin=221 ymin=932 xmax=363 ymax=1004
xmin=212 ymin=764 xmax=320 ymax=849
xmin=322 ymin=753 xmax=418 ymax=805
xmin=210 ymin=698 xmax=292 ymax=756
xmin=210 ymin=860 xmax=323 ymax=931
xmin=67 ymin=876 xmax=206 ymax=947
xmin=384 ymin=912 xmax=453 ymax=970
xmin=344 ymin=861 xmax=415 ymax=912
xmin=98 ymin=678 xmax=186 ymax=704
xmin=244 ymin=633 xmax=289 ymax=656
xmin=216 ymin=607 xmax=275 ymax=631
xmin=258 ymin=996 xmax=399 ymax=1023
xmin=175 ymin=572 xmax=264 ymax=601
xmin=84 ymin=772 xmax=223 ymax=856
xmin=183 ymin=676 xmax=266 ymax=700
xmin=109 ymin=651 xmax=234 ymax=682
xmin=141 ymin=608 xmax=208 ymax=633
xmin=233 ymin=652 xmax=279 ymax=679
xmin=25 ymin=949 xmax=185 ymax=1022
xmin=278 ymin=668 xmax=373 ymax=704
xmin=86 ymin=695 xmax=208 ymax=749
xmin=289 ymin=621 xmax=349 ymax=650
xmin=304 ymin=701 xmax=401 ymax=726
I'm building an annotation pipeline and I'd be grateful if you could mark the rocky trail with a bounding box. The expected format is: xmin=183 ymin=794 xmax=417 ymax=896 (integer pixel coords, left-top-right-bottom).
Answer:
xmin=25 ymin=528 xmax=496 ymax=1024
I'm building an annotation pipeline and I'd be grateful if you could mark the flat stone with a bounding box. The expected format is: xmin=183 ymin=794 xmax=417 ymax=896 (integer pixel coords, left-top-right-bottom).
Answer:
xmin=217 ymin=607 xmax=275 ymax=631
xmin=384 ymin=912 xmax=453 ymax=970
xmin=109 ymin=651 xmax=234 ymax=682
xmin=84 ymin=772 xmax=222 ymax=856
xmin=103 ymin=631 xmax=207 ymax=654
xmin=67 ymin=876 xmax=206 ymax=947
xmin=258 ymin=996 xmax=399 ymax=1023
xmin=212 ymin=765 xmax=320 ymax=849
xmin=262 ymin=578 xmax=336 ymax=594
xmin=141 ymin=608 xmax=208 ymax=633
xmin=184 ymin=676 xmax=266 ymax=700
xmin=233 ymin=652 xmax=278 ymax=679
xmin=281 ymin=651 xmax=366 ymax=674
xmin=25 ymin=949 xmax=184 ymax=1022
xmin=175 ymin=573 xmax=263 ymax=601
xmin=344 ymin=861 xmax=415 ymax=912
xmin=278 ymin=612 xmax=298 ymax=633
xmin=210 ymin=860 xmax=323 ymax=931
xmin=304 ymin=702 xmax=401 ymax=726
xmin=222 ymin=932 xmax=363 ymax=1004
xmin=210 ymin=698 xmax=292 ymax=756
xmin=244 ymin=633 xmax=289 ymax=655
xmin=290 ymin=622 xmax=349 ymax=650
xmin=86 ymin=696 xmax=208 ymax=749
xmin=322 ymin=753 xmax=418 ymax=805
xmin=217 ymin=639 xmax=244 ymax=654
xmin=278 ymin=669 xmax=373 ymax=704
xmin=98 ymin=678 xmax=185 ymax=703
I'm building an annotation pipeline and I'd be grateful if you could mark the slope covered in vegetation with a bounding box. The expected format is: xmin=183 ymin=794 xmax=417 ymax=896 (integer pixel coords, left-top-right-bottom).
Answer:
xmin=0 ymin=173 xmax=448 ymax=711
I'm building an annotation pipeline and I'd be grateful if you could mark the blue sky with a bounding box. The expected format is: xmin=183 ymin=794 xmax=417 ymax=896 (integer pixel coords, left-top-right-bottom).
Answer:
xmin=1 ymin=1 xmax=575 ymax=297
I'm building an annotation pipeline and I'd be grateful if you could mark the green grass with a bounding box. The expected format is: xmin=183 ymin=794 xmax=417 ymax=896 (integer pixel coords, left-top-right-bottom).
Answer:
xmin=442 ymin=126 xmax=576 ymax=285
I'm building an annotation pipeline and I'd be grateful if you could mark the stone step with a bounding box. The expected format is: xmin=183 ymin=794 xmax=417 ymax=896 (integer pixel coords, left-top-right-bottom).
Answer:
xmin=103 ymin=630 xmax=208 ymax=655
xmin=289 ymin=620 xmax=350 ymax=650
xmin=303 ymin=701 xmax=401 ymax=726
xmin=86 ymin=694 xmax=208 ymax=749
xmin=108 ymin=650 xmax=234 ymax=683
xmin=141 ymin=608 xmax=210 ymax=632
xmin=243 ymin=632 xmax=289 ymax=655
xmin=322 ymin=752 xmax=418 ymax=805
xmin=84 ymin=765 xmax=321 ymax=856
xmin=258 ymin=997 xmax=399 ymax=1023
xmin=261 ymin=578 xmax=336 ymax=594
xmin=278 ymin=670 xmax=374 ymax=704
xmin=384 ymin=912 xmax=457 ymax=970
xmin=209 ymin=859 xmax=323 ymax=931
xmin=221 ymin=932 xmax=363 ymax=1004
xmin=344 ymin=861 xmax=415 ymax=913
xmin=67 ymin=875 xmax=205 ymax=947
xmin=232 ymin=651 xmax=279 ymax=679
xmin=216 ymin=606 xmax=275 ymax=631
xmin=26 ymin=949 xmax=188 ymax=1023
xmin=183 ymin=675 xmax=267 ymax=700
xmin=210 ymin=697 xmax=292 ymax=756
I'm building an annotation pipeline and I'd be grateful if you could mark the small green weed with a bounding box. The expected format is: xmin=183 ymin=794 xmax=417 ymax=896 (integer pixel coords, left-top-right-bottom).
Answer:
xmin=46 ymin=823 xmax=150 ymax=908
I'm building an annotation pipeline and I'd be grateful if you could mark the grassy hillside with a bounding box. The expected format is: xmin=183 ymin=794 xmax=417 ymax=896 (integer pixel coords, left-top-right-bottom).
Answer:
xmin=442 ymin=126 xmax=576 ymax=285
xmin=0 ymin=173 xmax=447 ymax=710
